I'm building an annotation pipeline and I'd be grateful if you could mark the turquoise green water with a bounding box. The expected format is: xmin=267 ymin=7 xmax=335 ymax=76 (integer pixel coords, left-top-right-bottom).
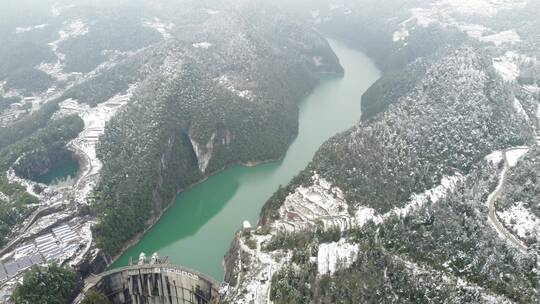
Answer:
xmin=34 ymin=158 xmax=79 ymax=185
xmin=111 ymin=39 xmax=380 ymax=280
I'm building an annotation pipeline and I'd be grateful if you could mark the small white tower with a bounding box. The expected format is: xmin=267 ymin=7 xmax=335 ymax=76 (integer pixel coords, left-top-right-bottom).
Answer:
xmin=138 ymin=252 xmax=147 ymax=265
xmin=150 ymin=252 xmax=160 ymax=264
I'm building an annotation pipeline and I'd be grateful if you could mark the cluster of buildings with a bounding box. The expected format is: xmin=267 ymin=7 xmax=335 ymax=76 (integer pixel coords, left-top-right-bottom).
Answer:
xmin=0 ymin=224 xmax=82 ymax=284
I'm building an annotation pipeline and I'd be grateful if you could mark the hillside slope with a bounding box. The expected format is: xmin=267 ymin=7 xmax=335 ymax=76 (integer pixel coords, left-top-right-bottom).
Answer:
xmin=224 ymin=1 xmax=539 ymax=301
xmin=0 ymin=0 xmax=342 ymax=277
xmin=90 ymin=0 xmax=343 ymax=256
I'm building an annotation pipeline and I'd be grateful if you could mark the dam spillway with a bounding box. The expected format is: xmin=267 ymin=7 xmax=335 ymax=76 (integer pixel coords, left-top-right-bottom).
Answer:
xmin=85 ymin=253 xmax=223 ymax=304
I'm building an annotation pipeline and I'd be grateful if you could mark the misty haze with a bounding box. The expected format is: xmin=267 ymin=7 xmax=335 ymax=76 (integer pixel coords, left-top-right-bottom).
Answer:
xmin=0 ymin=0 xmax=539 ymax=303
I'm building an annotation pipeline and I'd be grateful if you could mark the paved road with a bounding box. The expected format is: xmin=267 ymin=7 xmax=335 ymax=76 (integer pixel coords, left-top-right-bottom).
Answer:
xmin=486 ymin=149 xmax=528 ymax=254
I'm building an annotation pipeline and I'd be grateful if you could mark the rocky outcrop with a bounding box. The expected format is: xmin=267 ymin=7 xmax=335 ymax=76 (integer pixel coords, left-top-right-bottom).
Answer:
xmin=189 ymin=133 xmax=216 ymax=174
xmin=223 ymin=232 xmax=242 ymax=287
xmin=224 ymin=171 xmax=465 ymax=302
xmin=317 ymin=240 xmax=359 ymax=275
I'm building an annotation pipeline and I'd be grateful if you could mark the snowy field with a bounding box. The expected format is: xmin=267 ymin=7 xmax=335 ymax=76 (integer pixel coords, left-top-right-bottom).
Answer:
xmin=498 ymin=202 xmax=540 ymax=243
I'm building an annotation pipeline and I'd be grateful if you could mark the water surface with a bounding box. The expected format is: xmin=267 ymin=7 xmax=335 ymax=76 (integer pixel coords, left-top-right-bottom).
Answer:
xmin=34 ymin=158 xmax=79 ymax=186
xmin=111 ymin=39 xmax=380 ymax=279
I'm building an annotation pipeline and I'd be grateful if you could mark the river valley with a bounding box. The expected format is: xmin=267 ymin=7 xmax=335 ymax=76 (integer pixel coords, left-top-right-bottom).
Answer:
xmin=111 ymin=39 xmax=381 ymax=280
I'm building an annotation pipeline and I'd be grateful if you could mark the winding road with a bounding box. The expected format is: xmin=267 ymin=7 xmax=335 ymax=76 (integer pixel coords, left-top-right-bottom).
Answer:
xmin=486 ymin=149 xmax=528 ymax=254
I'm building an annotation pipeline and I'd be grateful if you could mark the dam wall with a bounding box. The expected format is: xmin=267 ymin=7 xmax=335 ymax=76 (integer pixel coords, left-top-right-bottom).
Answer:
xmin=85 ymin=253 xmax=223 ymax=304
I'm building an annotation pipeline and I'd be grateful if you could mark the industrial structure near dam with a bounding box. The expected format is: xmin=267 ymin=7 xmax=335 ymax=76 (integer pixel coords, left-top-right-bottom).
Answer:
xmin=83 ymin=253 xmax=224 ymax=304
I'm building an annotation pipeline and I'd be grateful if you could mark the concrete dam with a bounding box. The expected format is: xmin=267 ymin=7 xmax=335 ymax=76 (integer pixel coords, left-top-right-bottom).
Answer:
xmin=84 ymin=253 xmax=224 ymax=304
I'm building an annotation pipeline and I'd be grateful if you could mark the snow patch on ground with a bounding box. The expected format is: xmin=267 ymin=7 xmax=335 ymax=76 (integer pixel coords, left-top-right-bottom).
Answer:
xmin=206 ymin=9 xmax=220 ymax=15
xmin=485 ymin=150 xmax=504 ymax=165
xmin=393 ymin=28 xmax=410 ymax=42
xmin=15 ymin=24 xmax=48 ymax=34
xmin=524 ymin=85 xmax=540 ymax=94
xmin=216 ymin=75 xmax=254 ymax=101
xmin=6 ymin=169 xmax=43 ymax=199
xmin=0 ymin=103 xmax=29 ymax=128
xmin=272 ymin=173 xmax=353 ymax=232
xmin=493 ymin=52 xmax=520 ymax=82
xmin=392 ymin=9 xmax=433 ymax=43
xmin=38 ymin=19 xmax=88 ymax=82
xmin=192 ymin=42 xmax=212 ymax=49
xmin=480 ymin=30 xmax=521 ymax=46
xmin=498 ymin=202 xmax=540 ymax=241
xmin=57 ymin=19 xmax=88 ymax=44
xmin=388 ymin=174 xmax=464 ymax=218
xmin=143 ymin=18 xmax=174 ymax=40
xmin=231 ymin=233 xmax=291 ymax=304
xmin=273 ymin=173 xmax=463 ymax=234
xmin=359 ymin=174 xmax=463 ymax=224
xmin=513 ymin=98 xmax=530 ymax=120
xmin=317 ymin=239 xmax=358 ymax=275
xmin=438 ymin=0 xmax=526 ymax=17
xmin=458 ymin=23 xmax=490 ymax=39
xmin=67 ymin=86 xmax=134 ymax=205
xmin=51 ymin=4 xmax=75 ymax=17
xmin=398 ymin=255 xmax=514 ymax=302
xmin=506 ymin=147 xmax=529 ymax=167
xmin=0 ymin=192 xmax=8 ymax=203
xmin=536 ymin=102 xmax=540 ymax=146
xmin=354 ymin=207 xmax=381 ymax=227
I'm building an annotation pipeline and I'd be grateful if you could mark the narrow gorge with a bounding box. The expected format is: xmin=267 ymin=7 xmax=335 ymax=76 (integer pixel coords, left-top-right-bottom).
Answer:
xmin=111 ymin=39 xmax=380 ymax=279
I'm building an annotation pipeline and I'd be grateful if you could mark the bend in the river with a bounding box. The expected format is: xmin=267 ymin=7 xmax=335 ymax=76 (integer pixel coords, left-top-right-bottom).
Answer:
xmin=111 ymin=39 xmax=381 ymax=280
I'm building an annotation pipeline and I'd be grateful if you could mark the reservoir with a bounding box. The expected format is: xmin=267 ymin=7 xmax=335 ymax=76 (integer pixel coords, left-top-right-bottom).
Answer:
xmin=111 ymin=39 xmax=380 ymax=280
xmin=33 ymin=158 xmax=79 ymax=186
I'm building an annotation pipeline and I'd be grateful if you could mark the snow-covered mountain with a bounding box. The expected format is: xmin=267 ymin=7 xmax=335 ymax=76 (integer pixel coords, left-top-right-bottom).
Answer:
xmin=225 ymin=1 xmax=540 ymax=303
xmin=0 ymin=0 xmax=342 ymax=297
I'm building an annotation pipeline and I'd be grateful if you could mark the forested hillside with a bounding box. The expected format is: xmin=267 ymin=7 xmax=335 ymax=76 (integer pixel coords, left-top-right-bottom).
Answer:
xmin=88 ymin=0 xmax=343 ymax=256
xmin=262 ymin=46 xmax=530 ymax=221
xmin=495 ymin=147 xmax=540 ymax=248
xmin=225 ymin=1 xmax=539 ymax=303
xmin=268 ymin=161 xmax=538 ymax=303
xmin=1 ymin=0 xmax=538 ymax=302
xmin=277 ymin=0 xmax=467 ymax=73
xmin=0 ymin=0 xmax=342 ymax=260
